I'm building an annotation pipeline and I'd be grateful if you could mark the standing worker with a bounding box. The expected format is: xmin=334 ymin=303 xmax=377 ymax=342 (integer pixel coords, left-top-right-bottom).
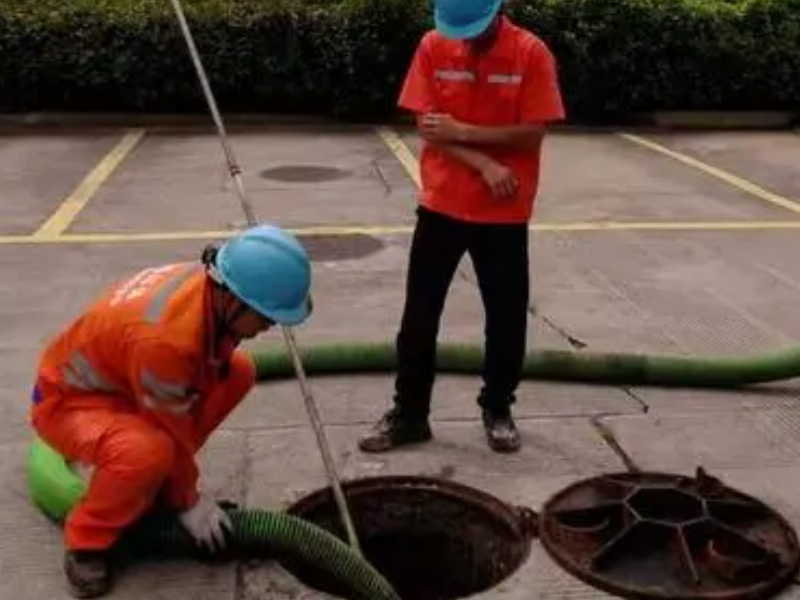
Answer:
xmin=30 ymin=225 xmax=312 ymax=598
xmin=360 ymin=0 xmax=564 ymax=453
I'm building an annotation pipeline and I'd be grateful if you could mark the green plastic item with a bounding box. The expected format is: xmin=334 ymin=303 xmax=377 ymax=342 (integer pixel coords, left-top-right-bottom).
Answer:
xmin=250 ymin=341 xmax=800 ymax=387
xmin=26 ymin=437 xmax=399 ymax=600
xmin=27 ymin=436 xmax=86 ymax=522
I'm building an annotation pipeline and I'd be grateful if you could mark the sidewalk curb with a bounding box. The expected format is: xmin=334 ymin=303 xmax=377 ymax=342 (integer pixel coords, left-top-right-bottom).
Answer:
xmin=646 ymin=111 xmax=798 ymax=129
xmin=0 ymin=110 xmax=796 ymax=131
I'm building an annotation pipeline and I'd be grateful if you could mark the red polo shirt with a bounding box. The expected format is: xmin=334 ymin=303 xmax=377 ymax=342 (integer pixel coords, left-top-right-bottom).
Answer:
xmin=398 ymin=16 xmax=565 ymax=223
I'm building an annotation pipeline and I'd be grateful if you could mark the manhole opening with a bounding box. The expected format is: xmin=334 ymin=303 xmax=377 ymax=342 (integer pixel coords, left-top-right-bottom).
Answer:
xmin=260 ymin=165 xmax=351 ymax=182
xmin=556 ymin=505 xmax=619 ymax=531
xmin=285 ymin=476 xmax=534 ymax=600
xmin=627 ymin=487 xmax=704 ymax=523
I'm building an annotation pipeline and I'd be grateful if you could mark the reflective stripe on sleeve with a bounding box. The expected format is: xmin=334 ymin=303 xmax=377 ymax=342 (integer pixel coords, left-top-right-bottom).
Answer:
xmin=62 ymin=351 xmax=118 ymax=393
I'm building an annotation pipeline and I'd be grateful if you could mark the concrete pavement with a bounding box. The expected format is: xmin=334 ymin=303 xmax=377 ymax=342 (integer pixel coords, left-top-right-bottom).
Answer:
xmin=2 ymin=123 xmax=800 ymax=598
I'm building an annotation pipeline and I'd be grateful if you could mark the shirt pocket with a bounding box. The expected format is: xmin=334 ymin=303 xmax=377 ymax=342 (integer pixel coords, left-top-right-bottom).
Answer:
xmin=433 ymin=68 xmax=475 ymax=116
xmin=484 ymin=72 xmax=523 ymax=123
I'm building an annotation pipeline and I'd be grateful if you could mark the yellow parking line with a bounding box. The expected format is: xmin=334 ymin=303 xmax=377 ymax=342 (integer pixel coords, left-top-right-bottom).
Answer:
xmin=375 ymin=126 xmax=421 ymax=188
xmin=535 ymin=221 xmax=800 ymax=231
xmin=34 ymin=129 xmax=146 ymax=238
xmin=5 ymin=221 xmax=800 ymax=245
xmin=619 ymin=133 xmax=800 ymax=215
xmin=0 ymin=225 xmax=416 ymax=244
xmin=380 ymin=126 xmax=800 ymax=218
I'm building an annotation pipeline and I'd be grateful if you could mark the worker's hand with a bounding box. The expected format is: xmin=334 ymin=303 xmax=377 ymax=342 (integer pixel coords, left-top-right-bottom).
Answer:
xmin=419 ymin=113 xmax=466 ymax=143
xmin=480 ymin=161 xmax=519 ymax=198
xmin=179 ymin=495 xmax=233 ymax=553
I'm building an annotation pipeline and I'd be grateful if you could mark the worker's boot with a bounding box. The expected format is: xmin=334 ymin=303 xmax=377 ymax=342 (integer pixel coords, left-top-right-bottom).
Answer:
xmin=481 ymin=407 xmax=521 ymax=453
xmin=358 ymin=407 xmax=432 ymax=452
xmin=64 ymin=550 xmax=111 ymax=598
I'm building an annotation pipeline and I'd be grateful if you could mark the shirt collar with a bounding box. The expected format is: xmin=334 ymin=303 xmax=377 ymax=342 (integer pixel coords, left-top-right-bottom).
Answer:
xmin=489 ymin=16 xmax=517 ymax=60
xmin=452 ymin=15 xmax=516 ymax=61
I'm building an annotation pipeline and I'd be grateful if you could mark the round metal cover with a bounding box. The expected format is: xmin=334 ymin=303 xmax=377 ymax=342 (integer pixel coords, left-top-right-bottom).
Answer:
xmin=260 ymin=165 xmax=350 ymax=182
xmin=301 ymin=234 xmax=384 ymax=261
xmin=540 ymin=468 xmax=800 ymax=599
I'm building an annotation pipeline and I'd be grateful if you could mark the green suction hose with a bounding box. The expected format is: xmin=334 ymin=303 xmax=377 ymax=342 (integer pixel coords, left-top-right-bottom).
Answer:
xmin=26 ymin=437 xmax=400 ymax=600
xmin=30 ymin=341 xmax=797 ymax=599
xmin=251 ymin=341 xmax=800 ymax=387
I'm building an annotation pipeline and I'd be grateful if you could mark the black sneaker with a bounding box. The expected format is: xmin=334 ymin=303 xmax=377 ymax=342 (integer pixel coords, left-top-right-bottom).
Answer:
xmin=358 ymin=407 xmax=432 ymax=453
xmin=64 ymin=550 xmax=111 ymax=598
xmin=482 ymin=408 xmax=521 ymax=453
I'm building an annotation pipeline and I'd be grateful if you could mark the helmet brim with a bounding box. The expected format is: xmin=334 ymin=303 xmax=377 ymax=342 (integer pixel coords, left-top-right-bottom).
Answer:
xmin=434 ymin=0 xmax=502 ymax=40
xmin=260 ymin=295 xmax=312 ymax=326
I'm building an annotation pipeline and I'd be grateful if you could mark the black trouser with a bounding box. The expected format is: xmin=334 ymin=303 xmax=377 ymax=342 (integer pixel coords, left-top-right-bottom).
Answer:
xmin=394 ymin=206 xmax=530 ymax=419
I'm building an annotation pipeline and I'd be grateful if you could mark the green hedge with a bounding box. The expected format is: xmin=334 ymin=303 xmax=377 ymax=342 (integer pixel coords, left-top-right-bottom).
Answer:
xmin=0 ymin=0 xmax=798 ymax=120
xmin=513 ymin=0 xmax=800 ymax=118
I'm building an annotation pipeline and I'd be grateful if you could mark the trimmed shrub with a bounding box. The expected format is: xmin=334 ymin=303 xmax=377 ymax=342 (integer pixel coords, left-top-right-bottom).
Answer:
xmin=0 ymin=0 xmax=798 ymax=120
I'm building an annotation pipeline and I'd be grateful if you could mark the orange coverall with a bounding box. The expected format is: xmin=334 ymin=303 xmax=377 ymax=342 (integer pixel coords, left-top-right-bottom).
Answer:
xmin=31 ymin=262 xmax=255 ymax=550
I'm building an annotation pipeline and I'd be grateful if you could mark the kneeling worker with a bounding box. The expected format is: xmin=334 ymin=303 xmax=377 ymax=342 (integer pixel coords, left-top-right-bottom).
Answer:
xmin=30 ymin=225 xmax=312 ymax=598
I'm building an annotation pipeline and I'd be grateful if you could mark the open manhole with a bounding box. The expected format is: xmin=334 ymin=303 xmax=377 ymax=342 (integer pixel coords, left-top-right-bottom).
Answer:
xmin=284 ymin=476 xmax=537 ymax=600
xmin=301 ymin=234 xmax=384 ymax=261
xmin=260 ymin=165 xmax=351 ymax=182
xmin=540 ymin=468 xmax=800 ymax=599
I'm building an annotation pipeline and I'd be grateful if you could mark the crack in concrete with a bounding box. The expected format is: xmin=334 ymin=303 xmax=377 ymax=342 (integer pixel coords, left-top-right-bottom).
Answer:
xmin=220 ymin=410 xmax=647 ymax=433
xmin=238 ymin=431 xmax=253 ymax=508
xmin=621 ymin=387 xmax=650 ymax=413
xmin=233 ymin=432 xmax=253 ymax=600
xmin=590 ymin=414 xmax=640 ymax=473
xmin=537 ymin=312 xmax=588 ymax=349
xmin=234 ymin=559 xmax=247 ymax=600
xmin=371 ymin=159 xmax=392 ymax=195
xmin=455 ymin=267 xmax=588 ymax=349
xmin=455 ymin=262 xmax=476 ymax=286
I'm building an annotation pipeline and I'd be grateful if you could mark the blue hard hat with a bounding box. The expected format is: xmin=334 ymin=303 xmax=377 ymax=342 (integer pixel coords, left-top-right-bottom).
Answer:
xmin=214 ymin=224 xmax=312 ymax=326
xmin=434 ymin=0 xmax=502 ymax=40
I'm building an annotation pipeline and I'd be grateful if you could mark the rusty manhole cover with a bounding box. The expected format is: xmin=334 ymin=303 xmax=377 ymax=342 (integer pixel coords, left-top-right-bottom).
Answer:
xmin=285 ymin=476 xmax=537 ymax=600
xmin=260 ymin=165 xmax=350 ymax=182
xmin=540 ymin=468 xmax=800 ymax=599
xmin=300 ymin=234 xmax=384 ymax=261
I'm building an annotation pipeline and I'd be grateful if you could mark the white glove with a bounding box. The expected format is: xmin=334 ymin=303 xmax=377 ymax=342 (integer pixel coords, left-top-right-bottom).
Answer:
xmin=179 ymin=495 xmax=233 ymax=553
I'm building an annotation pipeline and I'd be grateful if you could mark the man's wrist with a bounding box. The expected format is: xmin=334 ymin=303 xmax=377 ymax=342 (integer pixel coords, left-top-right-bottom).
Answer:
xmin=475 ymin=153 xmax=495 ymax=173
xmin=456 ymin=122 xmax=475 ymax=144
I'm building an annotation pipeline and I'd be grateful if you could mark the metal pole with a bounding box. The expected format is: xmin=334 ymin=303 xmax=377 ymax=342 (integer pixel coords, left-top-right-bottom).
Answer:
xmin=169 ymin=0 xmax=362 ymax=556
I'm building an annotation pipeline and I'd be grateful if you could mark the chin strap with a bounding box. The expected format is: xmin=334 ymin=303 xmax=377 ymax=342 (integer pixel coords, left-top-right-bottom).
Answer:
xmin=201 ymin=245 xmax=244 ymax=379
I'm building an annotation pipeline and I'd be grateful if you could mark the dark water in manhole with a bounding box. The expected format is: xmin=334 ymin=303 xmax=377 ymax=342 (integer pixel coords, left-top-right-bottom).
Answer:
xmin=260 ymin=165 xmax=351 ymax=182
xmin=301 ymin=234 xmax=384 ymax=261
xmin=283 ymin=476 xmax=534 ymax=600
